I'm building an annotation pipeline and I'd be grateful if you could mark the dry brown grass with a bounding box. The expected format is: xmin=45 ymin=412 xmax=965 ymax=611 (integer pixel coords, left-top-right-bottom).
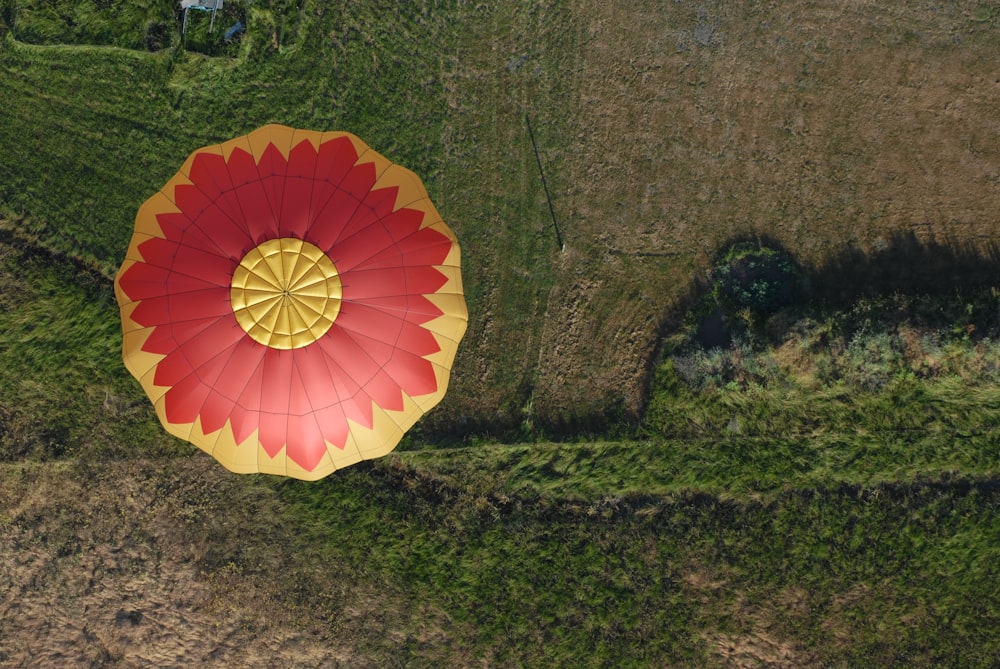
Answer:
xmin=703 ymin=629 xmax=812 ymax=669
xmin=528 ymin=0 xmax=1000 ymax=422
xmin=683 ymin=568 xmax=817 ymax=668
xmin=0 ymin=460 xmax=465 ymax=667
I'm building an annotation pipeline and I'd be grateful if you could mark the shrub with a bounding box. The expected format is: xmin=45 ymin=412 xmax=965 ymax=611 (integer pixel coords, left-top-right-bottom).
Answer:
xmin=145 ymin=20 xmax=171 ymax=52
xmin=1 ymin=0 xmax=16 ymax=33
xmin=712 ymin=243 xmax=801 ymax=315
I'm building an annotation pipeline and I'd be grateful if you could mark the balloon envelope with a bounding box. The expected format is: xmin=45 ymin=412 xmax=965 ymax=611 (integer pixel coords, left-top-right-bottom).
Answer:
xmin=115 ymin=125 xmax=467 ymax=480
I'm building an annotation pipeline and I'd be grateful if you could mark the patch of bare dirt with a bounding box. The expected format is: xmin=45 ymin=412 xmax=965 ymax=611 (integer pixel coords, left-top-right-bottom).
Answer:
xmin=681 ymin=567 xmax=819 ymax=668
xmin=703 ymin=629 xmax=811 ymax=669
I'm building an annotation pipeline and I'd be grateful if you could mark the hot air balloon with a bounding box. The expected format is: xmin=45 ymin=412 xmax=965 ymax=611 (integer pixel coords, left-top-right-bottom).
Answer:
xmin=115 ymin=125 xmax=467 ymax=480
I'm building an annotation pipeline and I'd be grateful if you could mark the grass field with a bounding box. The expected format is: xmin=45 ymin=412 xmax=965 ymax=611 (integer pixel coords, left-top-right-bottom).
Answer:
xmin=1 ymin=1 xmax=1000 ymax=666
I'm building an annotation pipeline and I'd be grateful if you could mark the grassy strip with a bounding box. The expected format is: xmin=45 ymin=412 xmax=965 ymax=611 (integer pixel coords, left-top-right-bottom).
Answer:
xmin=273 ymin=458 xmax=1000 ymax=667
xmin=0 ymin=239 xmax=175 ymax=459
xmin=393 ymin=432 xmax=1000 ymax=503
xmin=649 ymin=368 xmax=1000 ymax=442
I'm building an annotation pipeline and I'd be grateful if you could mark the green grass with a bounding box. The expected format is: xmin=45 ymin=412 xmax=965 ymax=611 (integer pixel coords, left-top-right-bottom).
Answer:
xmin=0 ymin=238 xmax=176 ymax=459
xmin=270 ymin=457 xmax=1000 ymax=667
xmin=7 ymin=0 xmax=171 ymax=50
xmin=392 ymin=432 xmax=1000 ymax=505
xmin=0 ymin=1 xmax=571 ymax=431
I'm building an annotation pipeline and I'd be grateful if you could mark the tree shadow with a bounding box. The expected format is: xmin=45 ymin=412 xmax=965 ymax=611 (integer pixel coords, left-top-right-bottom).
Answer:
xmin=647 ymin=229 xmax=1000 ymax=377
xmin=806 ymin=231 xmax=1000 ymax=305
xmin=639 ymin=230 xmax=1000 ymax=429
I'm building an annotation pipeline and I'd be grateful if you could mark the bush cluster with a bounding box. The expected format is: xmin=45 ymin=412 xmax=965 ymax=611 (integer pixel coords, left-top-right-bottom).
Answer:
xmin=712 ymin=243 xmax=801 ymax=315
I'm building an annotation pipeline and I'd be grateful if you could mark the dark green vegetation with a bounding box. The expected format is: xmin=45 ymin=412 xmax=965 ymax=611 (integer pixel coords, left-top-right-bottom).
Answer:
xmin=2 ymin=1 xmax=1000 ymax=666
xmin=711 ymin=243 xmax=802 ymax=317
xmin=0 ymin=238 xmax=178 ymax=459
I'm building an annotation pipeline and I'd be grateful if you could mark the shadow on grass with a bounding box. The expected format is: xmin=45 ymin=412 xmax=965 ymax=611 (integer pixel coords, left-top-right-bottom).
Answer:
xmin=666 ymin=229 xmax=1000 ymax=335
xmin=640 ymin=230 xmax=1000 ymax=422
xmin=693 ymin=229 xmax=1000 ymax=308
xmin=807 ymin=231 xmax=1000 ymax=304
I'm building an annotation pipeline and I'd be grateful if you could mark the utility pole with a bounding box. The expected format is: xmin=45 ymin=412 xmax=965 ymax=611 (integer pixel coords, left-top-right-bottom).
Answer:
xmin=525 ymin=114 xmax=565 ymax=252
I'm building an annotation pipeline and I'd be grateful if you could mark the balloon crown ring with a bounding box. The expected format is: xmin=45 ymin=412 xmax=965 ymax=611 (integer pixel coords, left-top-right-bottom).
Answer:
xmin=230 ymin=238 xmax=343 ymax=350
